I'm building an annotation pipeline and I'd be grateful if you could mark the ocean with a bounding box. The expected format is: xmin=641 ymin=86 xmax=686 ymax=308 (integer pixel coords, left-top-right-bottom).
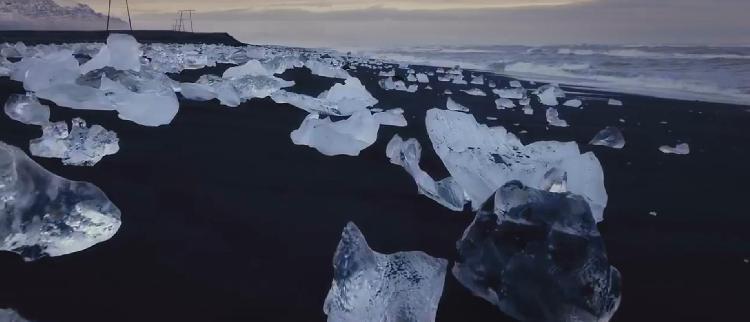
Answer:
xmin=347 ymin=45 xmax=750 ymax=106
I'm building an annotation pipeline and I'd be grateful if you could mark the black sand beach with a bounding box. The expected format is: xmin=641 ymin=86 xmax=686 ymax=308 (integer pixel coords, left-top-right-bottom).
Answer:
xmin=1 ymin=36 xmax=749 ymax=322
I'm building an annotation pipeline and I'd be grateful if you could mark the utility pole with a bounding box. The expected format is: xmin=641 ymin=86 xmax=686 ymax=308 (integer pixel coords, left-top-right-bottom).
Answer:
xmin=106 ymin=0 xmax=134 ymax=32
xmin=173 ymin=10 xmax=196 ymax=32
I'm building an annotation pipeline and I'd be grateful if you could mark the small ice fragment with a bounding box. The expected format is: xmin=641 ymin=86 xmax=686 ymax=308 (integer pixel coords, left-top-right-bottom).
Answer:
xmin=318 ymin=77 xmax=379 ymax=115
xmin=446 ymin=97 xmax=470 ymax=112
xmin=563 ymin=99 xmax=583 ymax=108
xmin=659 ymin=121 xmax=668 ymax=125
xmin=453 ymin=182 xmax=621 ymax=321
xmin=416 ymin=73 xmax=430 ymax=83
xmin=535 ymin=85 xmax=560 ymax=106
xmin=619 ymin=118 xmax=626 ymax=123
xmin=519 ymin=98 xmax=531 ymax=106
xmin=493 ymin=88 xmax=526 ymax=100
xmin=407 ymin=74 xmax=417 ymax=82
xmin=304 ymin=59 xmax=351 ymax=79
xmin=461 ymin=88 xmax=487 ymax=96
xmin=378 ymin=70 xmax=395 ymax=77
xmin=659 ymin=143 xmax=690 ymax=155
xmin=509 ymin=80 xmax=522 ymax=88
xmin=3 ymin=94 xmax=50 ymax=125
xmin=444 ymin=89 xmax=453 ymax=95
xmin=222 ymin=60 xmax=273 ymax=79
xmin=546 ymin=107 xmax=569 ymax=127
xmin=487 ymin=116 xmax=498 ymax=121
xmin=649 ymin=211 xmax=658 ymax=216
xmin=290 ymin=111 xmax=379 ymax=156
xmin=495 ymin=98 xmax=516 ymax=109
xmin=323 ymin=222 xmax=448 ymax=322
xmin=0 ymin=141 xmax=121 ymax=261
xmin=608 ymin=99 xmax=623 ymax=106
xmin=373 ymin=111 xmax=408 ymax=127
xmin=30 ymin=118 xmax=119 ymax=166
xmin=180 ymin=83 xmax=217 ymax=101
xmin=470 ymin=75 xmax=484 ymax=85
xmin=0 ymin=309 xmax=32 ymax=322
xmin=488 ymin=81 xmax=497 ymax=88
xmin=589 ymin=126 xmax=626 ymax=149
xmin=523 ymin=105 xmax=534 ymax=115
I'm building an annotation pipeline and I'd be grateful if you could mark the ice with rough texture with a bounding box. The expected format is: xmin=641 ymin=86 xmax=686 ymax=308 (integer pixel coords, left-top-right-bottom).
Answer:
xmin=386 ymin=135 xmax=468 ymax=211
xmin=416 ymin=73 xmax=430 ymax=83
xmin=453 ymin=181 xmax=621 ymax=322
xmin=318 ymin=78 xmax=379 ymax=115
xmin=80 ymin=34 xmax=142 ymax=74
xmin=461 ymin=88 xmax=487 ymax=97
xmin=3 ymin=94 xmax=50 ymax=125
xmin=305 ymin=59 xmax=351 ymax=79
xmin=222 ymin=60 xmax=273 ymax=79
xmin=180 ymin=82 xmax=218 ymax=101
xmin=546 ymin=107 xmax=569 ymax=127
xmin=373 ymin=111 xmax=408 ymax=127
xmin=659 ymin=143 xmax=690 ymax=155
xmin=291 ymin=111 xmax=379 ymax=156
xmin=29 ymin=118 xmax=119 ymax=166
xmin=0 ymin=309 xmax=32 ymax=322
xmin=379 ymin=77 xmax=418 ymax=93
xmin=495 ymin=98 xmax=516 ymax=109
xmin=493 ymin=88 xmax=526 ymax=100
xmin=323 ymin=222 xmax=448 ymax=322
xmin=509 ymin=80 xmax=522 ymax=88
xmin=535 ymin=85 xmax=560 ymax=106
xmin=426 ymin=109 xmax=608 ymax=220
xmin=446 ymin=97 xmax=470 ymax=112
xmin=11 ymin=49 xmax=79 ymax=92
xmin=589 ymin=127 xmax=626 ymax=149
xmin=0 ymin=141 xmax=121 ymax=261
xmin=470 ymin=75 xmax=485 ymax=85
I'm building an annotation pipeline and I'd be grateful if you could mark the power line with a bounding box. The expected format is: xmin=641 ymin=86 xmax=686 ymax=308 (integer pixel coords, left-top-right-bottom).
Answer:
xmin=173 ymin=10 xmax=196 ymax=33
xmin=106 ymin=0 xmax=134 ymax=32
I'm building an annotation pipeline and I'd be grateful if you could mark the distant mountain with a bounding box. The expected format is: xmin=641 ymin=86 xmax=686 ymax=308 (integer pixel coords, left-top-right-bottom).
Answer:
xmin=0 ymin=0 xmax=127 ymax=30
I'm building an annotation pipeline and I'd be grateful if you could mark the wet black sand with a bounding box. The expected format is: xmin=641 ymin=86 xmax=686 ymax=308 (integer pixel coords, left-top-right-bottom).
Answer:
xmin=0 ymin=59 xmax=749 ymax=322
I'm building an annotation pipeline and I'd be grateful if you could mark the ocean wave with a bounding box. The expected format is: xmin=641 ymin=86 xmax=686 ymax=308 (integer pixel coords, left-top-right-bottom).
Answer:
xmin=557 ymin=48 xmax=750 ymax=60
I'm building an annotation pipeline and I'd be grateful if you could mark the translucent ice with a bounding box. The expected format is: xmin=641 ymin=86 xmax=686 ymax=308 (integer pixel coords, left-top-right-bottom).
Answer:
xmin=509 ymin=80 xmax=522 ymax=88
xmin=386 ymin=135 xmax=468 ymax=211
xmin=379 ymin=77 xmax=418 ymax=93
xmin=608 ymin=99 xmax=623 ymax=106
xmin=0 ymin=141 xmax=121 ymax=261
xmin=495 ymin=98 xmax=516 ymax=109
xmin=180 ymin=82 xmax=218 ymax=101
xmin=493 ymin=88 xmax=526 ymax=100
xmin=446 ymin=97 xmax=470 ymax=112
xmin=470 ymin=75 xmax=485 ymax=85
xmin=305 ymin=59 xmax=351 ymax=79
xmin=80 ymin=34 xmax=142 ymax=74
xmin=318 ymin=78 xmax=379 ymax=115
xmin=453 ymin=181 xmax=621 ymax=322
xmin=461 ymin=88 xmax=487 ymax=97
xmin=3 ymin=94 xmax=50 ymax=126
xmin=426 ymin=109 xmax=607 ymax=220
xmin=535 ymin=85 xmax=560 ymax=106
xmin=659 ymin=143 xmax=690 ymax=155
xmin=0 ymin=309 xmax=32 ymax=322
xmin=30 ymin=118 xmax=119 ymax=166
xmin=589 ymin=127 xmax=626 ymax=149
xmin=222 ymin=60 xmax=273 ymax=79
xmin=546 ymin=107 xmax=569 ymax=127
xmin=563 ymin=99 xmax=583 ymax=108
xmin=291 ymin=111 xmax=380 ymax=156
xmin=323 ymin=222 xmax=448 ymax=322
xmin=373 ymin=111 xmax=408 ymax=127
xmin=11 ymin=49 xmax=79 ymax=92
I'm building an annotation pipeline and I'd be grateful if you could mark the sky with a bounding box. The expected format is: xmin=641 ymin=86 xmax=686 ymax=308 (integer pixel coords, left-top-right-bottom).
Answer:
xmin=64 ymin=0 xmax=750 ymax=48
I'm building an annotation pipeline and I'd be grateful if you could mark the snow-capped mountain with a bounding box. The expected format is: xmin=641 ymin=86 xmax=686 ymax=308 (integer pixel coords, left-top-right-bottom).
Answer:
xmin=0 ymin=0 xmax=127 ymax=30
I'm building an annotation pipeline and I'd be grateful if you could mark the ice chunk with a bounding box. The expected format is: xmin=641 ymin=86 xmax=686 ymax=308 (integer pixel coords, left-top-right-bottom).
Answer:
xmin=0 ymin=141 xmax=121 ymax=261
xmin=386 ymin=135 xmax=468 ymax=211
xmin=305 ymin=59 xmax=351 ymax=79
xmin=231 ymin=75 xmax=295 ymax=101
xmin=0 ymin=309 xmax=32 ymax=322
xmin=318 ymin=78 xmax=378 ymax=115
xmin=97 ymin=69 xmax=180 ymax=126
xmin=495 ymin=98 xmax=516 ymax=109
xmin=196 ymin=74 xmax=241 ymax=107
xmin=291 ymin=111 xmax=379 ymax=156
xmin=563 ymin=99 xmax=583 ymax=108
xmin=519 ymin=98 xmax=531 ymax=106
xmin=426 ymin=109 xmax=607 ymax=220
xmin=546 ymin=107 xmax=569 ymax=127
xmin=379 ymin=70 xmax=396 ymax=77
xmin=523 ymin=105 xmax=534 ymax=115
xmin=470 ymin=75 xmax=485 ymax=85
xmin=379 ymin=77 xmax=418 ymax=93
xmin=3 ymin=94 xmax=50 ymax=125
xmin=80 ymin=34 xmax=142 ymax=74
xmin=493 ymin=88 xmax=526 ymax=100
xmin=11 ymin=49 xmax=79 ymax=92
xmin=453 ymin=181 xmax=621 ymax=322
xmin=461 ymin=88 xmax=487 ymax=96
xmin=659 ymin=143 xmax=690 ymax=155
xmin=373 ymin=111 xmax=407 ymax=127
xmin=323 ymin=222 xmax=448 ymax=322
xmin=608 ymin=99 xmax=623 ymax=106
xmin=29 ymin=118 xmax=119 ymax=166
xmin=416 ymin=73 xmax=430 ymax=83
xmin=589 ymin=127 xmax=626 ymax=149
xmin=222 ymin=59 xmax=273 ymax=79
xmin=407 ymin=74 xmax=417 ymax=82
xmin=534 ymin=85 xmax=560 ymax=106
xmin=272 ymin=90 xmax=342 ymax=116
xmin=446 ymin=97 xmax=470 ymax=112
xmin=509 ymin=80 xmax=522 ymax=88
xmin=180 ymin=82 xmax=217 ymax=101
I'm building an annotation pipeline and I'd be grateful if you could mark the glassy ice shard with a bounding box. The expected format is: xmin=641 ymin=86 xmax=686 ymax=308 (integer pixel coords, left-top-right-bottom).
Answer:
xmin=3 ymin=94 xmax=50 ymax=126
xmin=29 ymin=118 xmax=119 ymax=166
xmin=0 ymin=141 xmax=121 ymax=261
xmin=589 ymin=127 xmax=626 ymax=149
xmin=323 ymin=222 xmax=448 ymax=322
